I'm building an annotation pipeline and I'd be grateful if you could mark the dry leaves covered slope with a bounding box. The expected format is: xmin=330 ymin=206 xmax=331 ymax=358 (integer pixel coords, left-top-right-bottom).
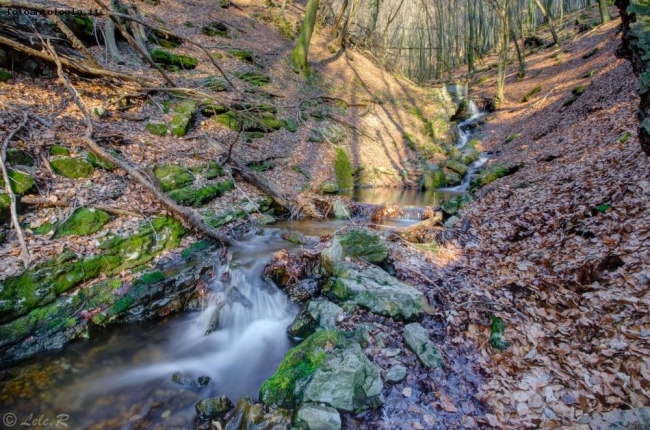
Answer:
xmin=446 ymin=19 xmax=650 ymax=427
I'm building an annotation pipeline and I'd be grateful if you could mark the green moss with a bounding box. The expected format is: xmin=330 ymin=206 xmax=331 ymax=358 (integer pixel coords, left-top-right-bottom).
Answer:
xmin=284 ymin=118 xmax=298 ymax=132
xmin=214 ymin=112 xmax=242 ymax=131
xmin=0 ymin=69 xmax=12 ymax=81
xmin=334 ymin=148 xmax=353 ymax=190
xmin=235 ymin=72 xmax=271 ymax=86
xmin=582 ymin=47 xmax=600 ymax=59
xmin=200 ymin=103 xmax=229 ymax=117
xmin=0 ymin=193 xmax=9 ymax=223
xmin=442 ymin=159 xmax=468 ymax=176
xmin=259 ymin=330 xmax=342 ymax=408
xmin=199 ymin=75 xmax=227 ymax=91
xmin=469 ymin=162 xmax=523 ymax=191
xmin=51 ymin=158 xmax=95 ymax=178
xmin=151 ymin=49 xmax=198 ymax=69
xmin=31 ymin=222 xmax=54 ymax=235
xmin=489 ymin=316 xmax=510 ymax=350
xmin=184 ymin=21 xmax=194 ymax=28
xmin=167 ymin=180 xmax=234 ymax=206
xmin=169 ymin=100 xmax=196 ymax=137
xmin=229 ymin=49 xmax=254 ymax=63
xmin=136 ymin=270 xmax=165 ymax=285
xmin=563 ymin=96 xmax=579 ymax=107
xmin=0 ymin=170 xmax=35 ymax=195
xmin=205 ymin=208 xmax=248 ymax=228
xmin=7 ymin=149 xmax=34 ymax=166
xmin=421 ymin=165 xmax=446 ymax=190
xmin=181 ymin=240 xmax=211 ymax=259
xmin=53 ymin=207 xmax=111 ymax=238
xmin=505 ymin=133 xmax=521 ymax=144
xmin=153 ymin=164 xmax=194 ymax=191
xmin=521 ymin=86 xmax=542 ymax=102
xmin=572 ymin=85 xmax=587 ymax=96
xmin=617 ymin=131 xmax=632 ymax=144
xmin=84 ymin=151 xmax=117 ymax=170
xmin=202 ymin=21 xmax=228 ymax=37
xmin=190 ymin=161 xmax=223 ymax=179
xmin=146 ymin=122 xmax=168 ymax=136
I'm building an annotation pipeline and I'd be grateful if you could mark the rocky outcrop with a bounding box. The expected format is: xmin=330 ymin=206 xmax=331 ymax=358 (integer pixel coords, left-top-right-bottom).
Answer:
xmin=617 ymin=0 xmax=650 ymax=155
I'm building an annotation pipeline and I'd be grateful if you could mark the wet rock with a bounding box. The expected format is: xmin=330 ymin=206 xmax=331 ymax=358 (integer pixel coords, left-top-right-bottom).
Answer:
xmin=51 ymin=157 xmax=94 ymax=178
xmin=403 ymin=323 xmax=444 ymax=369
xmin=421 ymin=165 xmax=446 ymax=190
xmin=172 ymin=373 xmax=210 ymax=387
xmin=195 ymin=395 xmax=234 ymax=420
xmin=287 ymin=300 xmax=343 ymax=338
xmin=385 ymin=364 xmax=407 ymax=383
xmin=336 ymin=228 xmax=389 ymax=264
xmin=282 ymin=230 xmax=310 ymax=245
xmin=323 ymin=262 xmax=423 ymax=320
xmin=460 ymin=147 xmax=481 ymax=165
xmin=334 ymin=148 xmax=353 ymax=190
xmin=302 ymin=342 xmax=383 ymax=411
xmin=320 ymin=181 xmax=339 ymax=194
xmin=443 ymin=168 xmax=462 ymax=186
xmin=332 ymin=200 xmax=350 ymax=219
xmin=442 ymin=159 xmax=469 ymax=176
xmin=286 ymin=278 xmax=319 ymax=302
xmin=53 ymin=207 xmax=111 ymax=238
xmin=469 ymin=162 xmax=524 ymax=190
xmin=294 ymin=403 xmax=341 ymax=430
xmin=441 ymin=195 xmax=472 ymax=216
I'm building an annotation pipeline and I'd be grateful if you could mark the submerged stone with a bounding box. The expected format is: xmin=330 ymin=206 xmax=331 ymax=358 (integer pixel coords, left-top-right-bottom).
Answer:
xmin=403 ymin=322 xmax=444 ymax=369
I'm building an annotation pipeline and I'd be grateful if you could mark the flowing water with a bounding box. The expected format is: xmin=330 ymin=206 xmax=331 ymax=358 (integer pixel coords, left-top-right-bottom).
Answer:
xmin=0 ymin=104 xmax=485 ymax=429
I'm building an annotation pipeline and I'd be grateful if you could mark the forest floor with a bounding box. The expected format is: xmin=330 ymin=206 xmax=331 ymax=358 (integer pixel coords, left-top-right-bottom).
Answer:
xmin=438 ymin=9 xmax=650 ymax=428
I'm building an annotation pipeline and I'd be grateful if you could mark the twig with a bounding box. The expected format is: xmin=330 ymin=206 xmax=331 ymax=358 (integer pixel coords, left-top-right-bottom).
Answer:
xmin=46 ymin=39 xmax=236 ymax=246
xmin=1 ymin=111 xmax=30 ymax=267
xmin=20 ymin=197 xmax=147 ymax=218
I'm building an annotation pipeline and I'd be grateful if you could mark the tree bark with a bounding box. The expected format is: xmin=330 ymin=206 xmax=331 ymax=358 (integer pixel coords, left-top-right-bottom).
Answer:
xmin=291 ymin=0 xmax=320 ymax=75
xmin=598 ymin=0 xmax=611 ymax=24
xmin=533 ymin=0 xmax=560 ymax=45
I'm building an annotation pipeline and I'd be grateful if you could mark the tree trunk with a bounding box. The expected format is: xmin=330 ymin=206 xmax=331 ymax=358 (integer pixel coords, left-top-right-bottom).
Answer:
xmin=496 ymin=4 xmax=510 ymax=102
xmin=598 ymin=0 xmax=611 ymax=24
xmin=291 ymin=0 xmax=320 ymax=75
xmin=533 ymin=0 xmax=559 ymax=45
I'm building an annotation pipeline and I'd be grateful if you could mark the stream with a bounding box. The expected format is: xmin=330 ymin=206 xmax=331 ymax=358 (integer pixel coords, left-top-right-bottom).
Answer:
xmin=0 ymin=106 xmax=486 ymax=430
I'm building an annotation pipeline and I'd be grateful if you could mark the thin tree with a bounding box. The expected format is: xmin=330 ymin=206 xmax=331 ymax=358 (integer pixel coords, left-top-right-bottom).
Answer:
xmin=533 ymin=0 xmax=560 ymax=45
xmin=291 ymin=0 xmax=320 ymax=75
xmin=597 ymin=0 xmax=610 ymax=24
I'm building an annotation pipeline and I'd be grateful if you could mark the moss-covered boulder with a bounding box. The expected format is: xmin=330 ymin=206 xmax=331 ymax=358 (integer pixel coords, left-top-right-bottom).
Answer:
xmin=294 ymin=403 xmax=341 ymax=430
xmin=287 ymin=300 xmax=343 ymax=339
xmin=151 ymin=49 xmax=198 ymax=70
xmin=421 ymin=165 xmax=446 ymax=190
xmin=53 ymin=207 xmax=111 ymax=238
xmin=167 ymin=180 xmax=234 ymax=207
xmin=153 ymin=164 xmax=195 ymax=191
xmin=469 ymin=162 xmax=524 ymax=190
xmin=403 ymin=323 xmax=444 ymax=369
xmin=200 ymin=102 xmax=229 ymax=117
xmin=0 ymin=169 xmax=35 ymax=195
xmin=443 ymin=168 xmax=462 ymax=186
xmin=441 ymin=194 xmax=472 ymax=216
xmin=335 ymin=228 xmax=389 ymax=264
xmin=442 ymin=159 xmax=469 ymax=176
xmin=201 ymin=21 xmax=228 ymax=37
xmin=321 ymin=181 xmax=339 ymax=194
xmin=84 ymin=151 xmax=117 ymax=171
xmin=199 ymin=75 xmax=227 ymax=91
xmin=146 ymin=122 xmax=168 ymax=137
xmin=334 ymin=148 xmax=353 ymax=190
xmin=284 ymin=118 xmax=299 ymax=132
xmin=195 ymin=396 xmax=234 ymax=420
xmin=235 ymin=71 xmax=271 ymax=86
xmin=190 ymin=161 xmax=223 ymax=179
xmin=229 ymin=49 xmax=254 ymax=63
xmin=6 ymin=149 xmax=34 ymax=166
xmin=50 ymin=158 xmax=95 ymax=178
xmin=169 ymin=100 xmax=197 ymax=137
xmin=460 ymin=148 xmax=481 ymax=165
xmin=214 ymin=112 xmax=242 ymax=131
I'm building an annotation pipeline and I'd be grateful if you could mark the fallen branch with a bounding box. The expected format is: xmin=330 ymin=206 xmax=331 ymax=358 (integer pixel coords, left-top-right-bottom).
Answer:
xmin=20 ymin=197 xmax=147 ymax=218
xmin=1 ymin=111 xmax=30 ymax=268
xmin=47 ymin=40 xmax=236 ymax=246
xmin=49 ymin=14 xmax=100 ymax=68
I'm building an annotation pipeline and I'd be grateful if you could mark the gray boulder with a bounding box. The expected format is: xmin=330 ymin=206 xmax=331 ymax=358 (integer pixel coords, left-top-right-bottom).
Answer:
xmin=403 ymin=323 xmax=444 ymax=369
xmin=385 ymin=364 xmax=407 ymax=383
xmin=287 ymin=300 xmax=343 ymax=339
xmin=294 ymin=403 xmax=341 ymax=430
xmin=324 ymin=262 xmax=423 ymax=320
xmin=332 ymin=200 xmax=350 ymax=219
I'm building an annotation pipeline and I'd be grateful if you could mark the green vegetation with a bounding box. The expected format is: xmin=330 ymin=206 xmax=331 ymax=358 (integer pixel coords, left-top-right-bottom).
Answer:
xmin=201 ymin=21 xmax=228 ymax=37
xmin=51 ymin=158 xmax=95 ymax=179
xmin=50 ymin=146 xmax=70 ymax=156
xmin=521 ymin=86 xmax=542 ymax=102
xmin=334 ymin=147 xmax=353 ymax=190
xmin=167 ymin=181 xmax=234 ymax=207
xmin=151 ymin=49 xmax=198 ymax=70
xmin=153 ymin=164 xmax=194 ymax=191
xmin=235 ymin=72 xmax=271 ymax=86
xmin=146 ymin=122 xmax=168 ymax=136
xmin=489 ymin=316 xmax=510 ymax=350
xmin=169 ymin=100 xmax=196 ymax=137
xmin=582 ymin=47 xmax=600 ymax=59
xmin=572 ymin=85 xmax=587 ymax=96
xmin=53 ymin=208 xmax=111 ymax=238
xmin=505 ymin=133 xmax=521 ymax=144
xmin=470 ymin=162 xmax=523 ymax=190
xmin=0 ymin=69 xmax=12 ymax=81
xmin=229 ymin=49 xmax=254 ymax=63
xmin=0 ymin=170 xmax=34 ymax=195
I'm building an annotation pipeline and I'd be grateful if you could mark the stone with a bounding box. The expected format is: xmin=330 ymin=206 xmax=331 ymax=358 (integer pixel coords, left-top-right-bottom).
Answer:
xmin=321 ymin=181 xmax=339 ymax=194
xmin=332 ymin=200 xmax=350 ymax=219
xmin=469 ymin=162 xmax=524 ymax=191
xmin=294 ymin=403 xmax=341 ymax=430
xmin=443 ymin=168 xmax=462 ymax=186
xmin=421 ymin=165 xmax=446 ymax=190
xmin=385 ymin=364 xmax=407 ymax=383
xmin=53 ymin=207 xmax=111 ymax=238
xmin=153 ymin=164 xmax=194 ymax=191
xmin=151 ymin=49 xmax=198 ymax=69
xmin=172 ymin=373 xmax=210 ymax=387
xmin=146 ymin=122 xmax=168 ymax=136
xmin=223 ymin=396 xmax=265 ymax=430
xmin=169 ymin=100 xmax=196 ymax=137
xmin=336 ymin=228 xmax=389 ymax=264
xmin=584 ymin=407 xmax=650 ymax=430
xmin=167 ymin=180 xmax=234 ymax=207
xmin=50 ymin=145 xmax=71 ymax=156
xmin=403 ymin=323 xmax=444 ymax=369
xmin=441 ymin=195 xmax=473 ymax=216
xmin=195 ymin=396 xmax=234 ymax=420
xmin=334 ymin=148 xmax=353 ymax=190
xmin=444 ymin=216 xmax=460 ymax=228
xmin=442 ymin=159 xmax=468 ymax=176
xmin=6 ymin=149 xmax=34 ymax=166
xmin=287 ymin=300 xmax=343 ymax=338
xmin=0 ymin=169 xmax=34 ymax=195
xmin=282 ymin=230 xmax=310 ymax=245
xmin=284 ymin=118 xmax=299 ymax=132
xmin=50 ymin=158 xmax=94 ymax=178
xmin=301 ymin=342 xmax=383 ymax=412
xmin=324 ymin=262 xmax=423 ymax=320
xmin=0 ymin=193 xmax=10 ymax=223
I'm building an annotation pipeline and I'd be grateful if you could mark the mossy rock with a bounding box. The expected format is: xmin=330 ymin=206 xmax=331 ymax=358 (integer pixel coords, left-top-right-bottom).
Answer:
xmin=0 ymin=193 xmax=9 ymax=223
xmin=235 ymin=72 xmax=271 ymax=86
xmin=199 ymin=75 xmax=227 ymax=91
xmin=441 ymin=195 xmax=473 ymax=216
xmin=243 ymin=112 xmax=284 ymax=132
xmin=284 ymin=118 xmax=298 ymax=132
xmin=200 ymin=102 xmax=229 ymax=117
xmin=31 ymin=222 xmax=55 ymax=235
xmin=180 ymin=240 xmax=212 ymax=259
xmin=0 ymin=69 xmax=12 ymax=82
xmin=6 ymin=149 xmax=33 ymax=166
xmin=151 ymin=49 xmax=198 ymax=69
xmin=201 ymin=21 xmax=228 ymax=37
xmin=443 ymin=168 xmax=462 ymax=186
xmin=51 ymin=158 xmax=95 ymax=179
xmin=421 ymin=165 xmax=446 ymax=190
xmin=443 ymin=145 xmax=463 ymax=161
xmin=229 ymin=49 xmax=254 ymax=63
xmin=470 ymin=162 xmax=524 ymax=190
xmin=460 ymin=148 xmax=481 ymax=165
xmin=61 ymin=15 xmax=95 ymax=42
xmin=0 ymin=170 xmax=35 ymax=195
xmin=247 ymin=160 xmax=275 ymax=172
xmin=205 ymin=208 xmax=248 ymax=228
xmin=153 ymin=164 xmax=195 ymax=191
xmin=336 ymin=228 xmax=389 ymax=264
xmin=259 ymin=330 xmax=343 ymax=408
xmin=442 ymin=159 xmax=468 ymax=176
xmin=321 ymin=181 xmax=339 ymax=194
xmin=190 ymin=161 xmax=223 ymax=179
xmin=169 ymin=100 xmax=196 ymax=137
xmin=214 ymin=112 xmax=242 ymax=131
xmin=53 ymin=207 xmax=111 ymax=238
xmin=334 ymin=148 xmax=353 ymax=190
xmin=167 ymin=180 xmax=234 ymax=206
xmin=83 ymin=151 xmax=117 ymax=171
xmin=50 ymin=145 xmax=70 ymax=156
xmin=146 ymin=122 xmax=168 ymax=136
